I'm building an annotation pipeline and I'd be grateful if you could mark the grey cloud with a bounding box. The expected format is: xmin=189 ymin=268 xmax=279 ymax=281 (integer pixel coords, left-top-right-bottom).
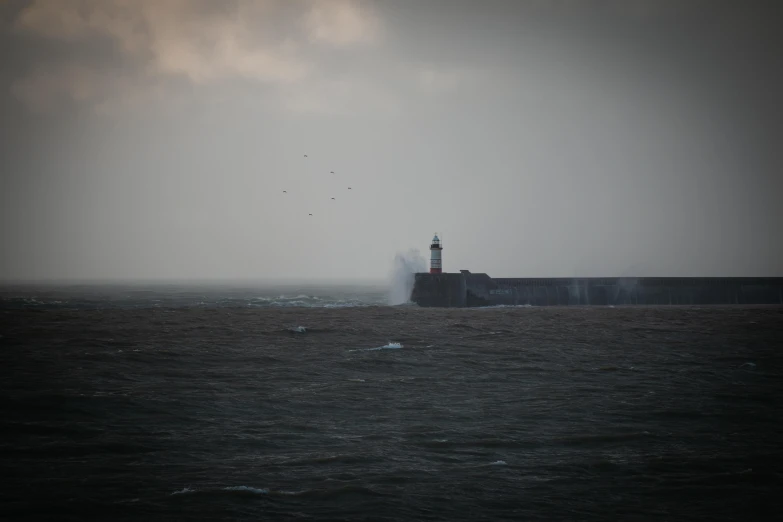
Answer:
xmin=9 ymin=0 xmax=382 ymax=113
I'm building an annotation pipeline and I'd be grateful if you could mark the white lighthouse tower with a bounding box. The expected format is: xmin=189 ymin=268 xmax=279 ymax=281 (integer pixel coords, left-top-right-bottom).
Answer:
xmin=429 ymin=233 xmax=443 ymax=274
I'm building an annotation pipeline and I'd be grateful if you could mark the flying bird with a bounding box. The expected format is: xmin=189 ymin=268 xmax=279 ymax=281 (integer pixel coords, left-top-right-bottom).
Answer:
xmin=303 ymin=154 xmax=308 ymax=158
xmin=330 ymin=171 xmax=334 ymax=174
xmin=283 ymin=190 xmax=287 ymax=193
xmin=331 ymin=197 xmax=335 ymax=200
xmin=309 ymin=213 xmax=313 ymax=216
xmin=348 ymin=187 xmax=351 ymax=190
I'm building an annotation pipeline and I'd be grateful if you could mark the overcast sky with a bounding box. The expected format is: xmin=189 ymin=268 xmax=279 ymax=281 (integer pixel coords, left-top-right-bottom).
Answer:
xmin=1 ymin=0 xmax=781 ymax=282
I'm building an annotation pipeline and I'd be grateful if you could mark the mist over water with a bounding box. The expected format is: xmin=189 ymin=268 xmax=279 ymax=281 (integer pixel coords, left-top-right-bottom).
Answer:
xmin=387 ymin=249 xmax=427 ymax=305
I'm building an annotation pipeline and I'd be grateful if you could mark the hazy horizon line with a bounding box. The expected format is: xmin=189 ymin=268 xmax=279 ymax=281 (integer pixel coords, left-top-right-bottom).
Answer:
xmin=3 ymin=273 xmax=783 ymax=287
xmin=0 ymin=277 xmax=391 ymax=288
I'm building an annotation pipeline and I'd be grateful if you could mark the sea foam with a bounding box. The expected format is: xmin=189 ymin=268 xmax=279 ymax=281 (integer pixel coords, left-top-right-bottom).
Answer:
xmin=388 ymin=249 xmax=427 ymax=305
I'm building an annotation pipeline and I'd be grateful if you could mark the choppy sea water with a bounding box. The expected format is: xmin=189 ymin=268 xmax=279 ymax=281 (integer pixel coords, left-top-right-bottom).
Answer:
xmin=1 ymin=285 xmax=782 ymax=521
xmin=0 ymin=283 xmax=390 ymax=310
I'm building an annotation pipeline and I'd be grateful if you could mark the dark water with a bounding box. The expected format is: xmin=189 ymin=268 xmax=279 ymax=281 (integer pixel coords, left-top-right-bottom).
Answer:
xmin=2 ymin=286 xmax=782 ymax=521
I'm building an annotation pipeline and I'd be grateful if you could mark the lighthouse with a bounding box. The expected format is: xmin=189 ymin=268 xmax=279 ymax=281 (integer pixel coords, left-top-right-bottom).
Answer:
xmin=429 ymin=233 xmax=443 ymax=274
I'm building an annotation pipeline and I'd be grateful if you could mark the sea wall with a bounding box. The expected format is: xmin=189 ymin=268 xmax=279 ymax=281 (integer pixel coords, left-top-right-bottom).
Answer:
xmin=410 ymin=273 xmax=466 ymax=307
xmin=411 ymin=273 xmax=783 ymax=307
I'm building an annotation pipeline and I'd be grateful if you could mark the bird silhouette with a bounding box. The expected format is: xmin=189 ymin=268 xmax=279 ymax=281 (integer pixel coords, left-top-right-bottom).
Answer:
xmin=330 ymin=171 xmax=334 ymax=174
xmin=308 ymin=213 xmax=312 ymax=216
xmin=348 ymin=187 xmax=351 ymax=190
xmin=283 ymin=190 xmax=287 ymax=193
xmin=303 ymin=154 xmax=308 ymax=158
xmin=331 ymin=197 xmax=335 ymax=200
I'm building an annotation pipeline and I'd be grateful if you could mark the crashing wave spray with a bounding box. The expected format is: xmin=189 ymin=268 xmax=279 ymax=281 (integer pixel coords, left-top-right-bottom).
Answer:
xmin=387 ymin=249 xmax=427 ymax=305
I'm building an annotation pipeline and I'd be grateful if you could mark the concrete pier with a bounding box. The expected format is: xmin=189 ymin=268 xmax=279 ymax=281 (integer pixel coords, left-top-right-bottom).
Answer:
xmin=411 ymin=272 xmax=783 ymax=307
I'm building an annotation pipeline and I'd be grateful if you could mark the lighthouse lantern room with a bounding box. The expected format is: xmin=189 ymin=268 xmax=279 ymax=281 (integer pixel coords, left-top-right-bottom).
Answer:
xmin=429 ymin=233 xmax=443 ymax=274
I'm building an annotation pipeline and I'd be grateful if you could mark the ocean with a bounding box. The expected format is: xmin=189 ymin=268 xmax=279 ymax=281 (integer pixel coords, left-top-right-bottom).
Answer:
xmin=1 ymin=283 xmax=782 ymax=521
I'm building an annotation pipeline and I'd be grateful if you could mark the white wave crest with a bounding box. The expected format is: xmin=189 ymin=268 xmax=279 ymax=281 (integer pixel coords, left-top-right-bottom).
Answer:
xmin=223 ymin=486 xmax=269 ymax=494
xmin=366 ymin=342 xmax=403 ymax=351
xmin=348 ymin=341 xmax=403 ymax=352
xmin=324 ymin=302 xmax=365 ymax=308
xmin=270 ymin=300 xmax=310 ymax=307
xmin=171 ymin=485 xmax=270 ymax=496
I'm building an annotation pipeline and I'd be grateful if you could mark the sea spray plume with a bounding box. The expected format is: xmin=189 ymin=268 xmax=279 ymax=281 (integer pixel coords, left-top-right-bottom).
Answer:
xmin=388 ymin=249 xmax=427 ymax=305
